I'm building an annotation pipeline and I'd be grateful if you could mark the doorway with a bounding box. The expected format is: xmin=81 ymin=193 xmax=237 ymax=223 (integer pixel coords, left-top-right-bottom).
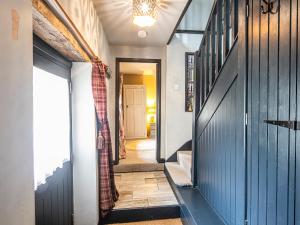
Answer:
xmin=33 ymin=35 xmax=73 ymax=225
xmin=115 ymin=58 xmax=162 ymax=165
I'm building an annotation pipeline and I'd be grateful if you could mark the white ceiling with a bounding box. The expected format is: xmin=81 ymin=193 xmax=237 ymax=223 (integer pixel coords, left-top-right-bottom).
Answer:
xmin=92 ymin=0 xmax=188 ymax=46
xmin=120 ymin=62 xmax=156 ymax=75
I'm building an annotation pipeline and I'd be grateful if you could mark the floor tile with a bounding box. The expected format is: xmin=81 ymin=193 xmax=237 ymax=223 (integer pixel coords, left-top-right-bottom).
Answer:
xmin=115 ymin=199 xmax=148 ymax=209
xmin=114 ymin=171 xmax=178 ymax=209
xmin=109 ymin=218 xmax=182 ymax=225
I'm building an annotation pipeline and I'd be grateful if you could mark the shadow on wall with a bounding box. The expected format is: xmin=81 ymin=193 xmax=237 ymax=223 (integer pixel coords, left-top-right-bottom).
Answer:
xmin=167 ymin=140 xmax=192 ymax=162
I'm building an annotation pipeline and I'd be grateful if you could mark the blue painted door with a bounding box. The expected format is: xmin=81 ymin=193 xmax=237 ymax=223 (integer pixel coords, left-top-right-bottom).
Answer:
xmin=247 ymin=0 xmax=299 ymax=224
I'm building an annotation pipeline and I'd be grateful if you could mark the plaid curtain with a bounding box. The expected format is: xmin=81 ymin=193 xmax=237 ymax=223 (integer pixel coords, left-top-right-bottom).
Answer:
xmin=92 ymin=61 xmax=118 ymax=218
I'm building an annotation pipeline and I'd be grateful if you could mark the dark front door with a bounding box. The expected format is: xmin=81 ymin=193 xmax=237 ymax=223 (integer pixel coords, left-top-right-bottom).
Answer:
xmin=247 ymin=1 xmax=300 ymax=224
xmin=33 ymin=34 xmax=73 ymax=225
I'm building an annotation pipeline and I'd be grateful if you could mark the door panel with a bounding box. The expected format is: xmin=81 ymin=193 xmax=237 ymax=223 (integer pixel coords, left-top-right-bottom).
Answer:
xmin=125 ymin=106 xmax=135 ymax=138
xmin=33 ymin=35 xmax=73 ymax=225
xmin=134 ymin=88 xmax=144 ymax=104
xmin=134 ymin=106 xmax=146 ymax=137
xmin=248 ymin=1 xmax=299 ymax=224
xmin=125 ymin=88 xmax=134 ymax=105
xmin=124 ymin=85 xmax=147 ymax=139
xmin=291 ymin=0 xmax=300 ymax=225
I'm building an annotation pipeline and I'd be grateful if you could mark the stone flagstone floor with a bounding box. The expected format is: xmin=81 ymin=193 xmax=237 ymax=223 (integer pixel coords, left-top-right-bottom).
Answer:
xmin=114 ymin=171 xmax=178 ymax=209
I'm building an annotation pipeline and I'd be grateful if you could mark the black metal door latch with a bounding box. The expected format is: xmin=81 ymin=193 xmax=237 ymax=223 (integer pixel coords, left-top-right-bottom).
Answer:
xmin=264 ymin=120 xmax=300 ymax=130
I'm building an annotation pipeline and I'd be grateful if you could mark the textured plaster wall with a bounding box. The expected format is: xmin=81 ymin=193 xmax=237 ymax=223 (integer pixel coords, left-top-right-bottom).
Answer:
xmin=71 ymin=63 xmax=99 ymax=225
xmin=0 ymin=1 xmax=35 ymax=225
xmin=55 ymin=1 xmax=112 ymax=224
xmin=58 ymin=0 xmax=112 ymax=64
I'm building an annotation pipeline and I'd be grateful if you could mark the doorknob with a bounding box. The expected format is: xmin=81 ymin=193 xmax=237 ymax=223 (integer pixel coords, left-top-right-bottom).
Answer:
xmin=264 ymin=120 xmax=300 ymax=130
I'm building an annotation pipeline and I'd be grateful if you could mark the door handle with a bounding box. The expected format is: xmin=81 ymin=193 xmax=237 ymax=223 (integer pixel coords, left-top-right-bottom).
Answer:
xmin=264 ymin=120 xmax=300 ymax=130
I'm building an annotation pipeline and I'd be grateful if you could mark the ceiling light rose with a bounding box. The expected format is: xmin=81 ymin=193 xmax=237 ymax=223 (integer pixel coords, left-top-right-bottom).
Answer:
xmin=133 ymin=0 xmax=158 ymax=27
xmin=138 ymin=30 xmax=148 ymax=38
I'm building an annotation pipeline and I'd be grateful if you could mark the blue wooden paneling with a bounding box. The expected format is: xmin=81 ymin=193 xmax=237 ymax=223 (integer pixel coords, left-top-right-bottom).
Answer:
xmin=194 ymin=0 xmax=299 ymax=225
xmin=296 ymin=0 xmax=300 ymax=223
xmin=247 ymin=0 xmax=299 ymax=225
xmin=196 ymin=42 xmax=238 ymax=136
xmin=35 ymin=162 xmax=73 ymax=225
xmin=197 ymin=79 xmax=243 ymax=225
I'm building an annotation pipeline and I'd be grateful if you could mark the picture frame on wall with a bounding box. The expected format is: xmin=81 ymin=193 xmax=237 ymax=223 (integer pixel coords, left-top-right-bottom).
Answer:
xmin=185 ymin=52 xmax=195 ymax=112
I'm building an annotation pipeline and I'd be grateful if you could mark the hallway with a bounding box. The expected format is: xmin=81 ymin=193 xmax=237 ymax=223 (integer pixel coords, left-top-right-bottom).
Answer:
xmin=2 ymin=0 xmax=300 ymax=225
xmin=114 ymin=171 xmax=177 ymax=209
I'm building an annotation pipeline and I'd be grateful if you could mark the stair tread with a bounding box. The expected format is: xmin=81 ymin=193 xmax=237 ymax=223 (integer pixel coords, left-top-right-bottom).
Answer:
xmin=177 ymin=151 xmax=192 ymax=181
xmin=165 ymin=162 xmax=192 ymax=187
xmin=177 ymin=151 xmax=192 ymax=155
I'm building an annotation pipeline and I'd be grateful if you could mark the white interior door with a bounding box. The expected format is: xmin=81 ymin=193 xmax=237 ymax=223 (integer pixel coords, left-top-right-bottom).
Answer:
xmin=124 ymin=85 xmax=147 ymax=139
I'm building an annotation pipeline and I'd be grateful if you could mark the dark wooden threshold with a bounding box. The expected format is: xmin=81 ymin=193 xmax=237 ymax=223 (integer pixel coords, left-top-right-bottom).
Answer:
xmin=165 ymin=167 xmax=225 ymax=225
xmin=102 ymin=205 xmax=180 ymax=224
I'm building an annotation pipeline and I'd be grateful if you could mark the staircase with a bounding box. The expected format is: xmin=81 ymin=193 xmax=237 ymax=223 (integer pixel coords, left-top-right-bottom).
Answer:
xmin=165 ymin=151 xmax=192 ymax=187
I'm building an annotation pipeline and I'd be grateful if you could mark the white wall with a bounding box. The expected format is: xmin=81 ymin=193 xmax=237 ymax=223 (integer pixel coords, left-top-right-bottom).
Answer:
xmin=109 ymin=45 xmax=167 ymax=160
xmin=165 ymin=36 xmax=200 ymax=159
xmin=71 ymin=63 xmax=99 ymax=225
xmin=0 ymin=1 xmax=35 ymax=225
xmin=56 ymin=1 xmax=112 ymax=224
xmin=58 ymin=0 xmax=112 ymax=64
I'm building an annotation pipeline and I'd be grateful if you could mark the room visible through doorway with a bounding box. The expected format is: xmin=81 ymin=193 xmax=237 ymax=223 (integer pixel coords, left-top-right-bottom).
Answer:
xmin=117 ymin=61 xmax=159 ymax=165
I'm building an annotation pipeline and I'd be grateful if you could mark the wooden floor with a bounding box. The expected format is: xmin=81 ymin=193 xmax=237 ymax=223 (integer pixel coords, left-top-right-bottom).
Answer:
xmin=115 ymin=171 xmax=178 ymax=209
xmin=110 ymin=218 xmax=182 ymax=225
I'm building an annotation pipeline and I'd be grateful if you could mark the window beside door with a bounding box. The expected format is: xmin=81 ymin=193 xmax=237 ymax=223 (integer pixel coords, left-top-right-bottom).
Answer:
xmin=33 ymin=66 xmax=71 ymax=189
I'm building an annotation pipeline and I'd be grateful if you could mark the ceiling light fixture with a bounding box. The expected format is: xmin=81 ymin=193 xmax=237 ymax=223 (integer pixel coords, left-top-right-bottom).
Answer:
xmin=138 ymin=30 xmax=148 ymax=38
xmin=133 ymin=0 xmax=158 ymax=27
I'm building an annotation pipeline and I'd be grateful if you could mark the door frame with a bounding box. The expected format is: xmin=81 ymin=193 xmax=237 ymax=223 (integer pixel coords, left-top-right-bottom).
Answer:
xmin=33 ymin=34 xmax=74 ymax=225
xmin=123 ymin=84 xmax=147 ymax=139
xmin=115 ymin=58 xmax=163 ymax=164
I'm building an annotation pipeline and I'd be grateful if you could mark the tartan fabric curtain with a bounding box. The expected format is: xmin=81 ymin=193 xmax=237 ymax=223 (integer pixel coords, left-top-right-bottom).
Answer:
xmin=92 ymin=61 xmax=118 ymax=218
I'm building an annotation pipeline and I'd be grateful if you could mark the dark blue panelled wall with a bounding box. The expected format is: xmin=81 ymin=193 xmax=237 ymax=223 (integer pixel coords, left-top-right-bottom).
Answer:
xmin=195 ymin=41 xmax=246 ymax=225
xmin=247 ymin=0 xmax=300 ymax=225
xmin=197 ymin=79 xmax=238 ymax=224
xmin=193 ymin=0 xmax=300 ymax=225
xmin=193 ymin=0 xmax=247 ymax=224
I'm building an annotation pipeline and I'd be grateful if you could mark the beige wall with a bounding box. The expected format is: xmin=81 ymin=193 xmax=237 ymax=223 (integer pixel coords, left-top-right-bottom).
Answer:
xmin=0 ymin=1 xmax=35 ymax=224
